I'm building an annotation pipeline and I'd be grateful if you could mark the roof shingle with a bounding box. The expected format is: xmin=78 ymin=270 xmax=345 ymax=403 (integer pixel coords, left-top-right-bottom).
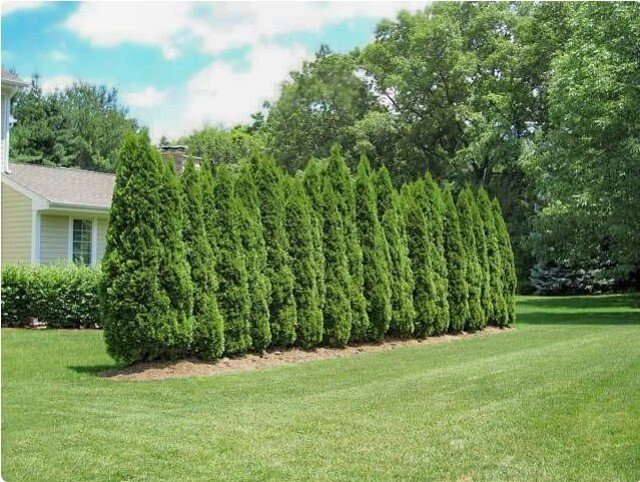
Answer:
xmin=4 ymin=163 xmax=114 ymax=209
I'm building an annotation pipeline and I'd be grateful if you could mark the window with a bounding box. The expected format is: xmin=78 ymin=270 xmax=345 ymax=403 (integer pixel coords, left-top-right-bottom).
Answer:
xmin=72 ymin=219 xmax=92 ymax=265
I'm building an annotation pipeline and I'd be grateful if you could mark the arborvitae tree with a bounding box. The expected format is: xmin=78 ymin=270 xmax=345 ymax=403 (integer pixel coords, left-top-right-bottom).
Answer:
xmin=477 ymin=188 xmax=508 ymax=327
xmin=422 ymin=174 xmax=450 ymax=334
xmin=442 ymin=185 xmax=471 ymax=333
xmin=354 ymin=156 xmax=392 ymax=341
xmin=235 ymin=161 xmax=272 ymax=351
xmin=284 ymin=177 xmax=324 ymax=348
xmin=492 ymin=198 xmax=517 ymax=325
xmin=456 ymin=188 xmax=484 ymax=332
xmin=302 ymin=158 xmax=326 ymax=310
xmin=180 ymin=158 xmax=224 ymax=358
xmin=208 ymin=163 xmax=252 ymax=354
xmin=374 ymin=167 xmax=415 ymax=338
xmin=323 ymin=146 xmax=369 ymax=341
xmin=412 ymin=179 xmax=449 ymax=334
xmin=101 ymin=131 xmax=192 ymax=364
xmin=469 ymin=190 xmax=491 ymax=327
xmin=319 ymin=174 xmax=352 ymax=346
xmin=401 ymin=183 xmax=438 ymax=337
xmin=252 ymin=154 xmax=297 ymax=346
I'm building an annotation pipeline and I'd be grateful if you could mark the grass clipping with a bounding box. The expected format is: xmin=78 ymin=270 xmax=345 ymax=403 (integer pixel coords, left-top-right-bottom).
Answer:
xmin=102 ymin=327 xmax=512 ymax=381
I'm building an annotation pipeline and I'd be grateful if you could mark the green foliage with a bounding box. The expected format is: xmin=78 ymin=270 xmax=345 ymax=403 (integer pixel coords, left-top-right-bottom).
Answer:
xmin=284 ymin=177 xmax=324 ymax=348
xmin=477 ymin=188 xmax=508 ymax=327
xmin=235 ymin=161 xmax=272 ymax=351
xmin=180 ymin=158 xmax=224 ymax=359
xmin=492 ymin=198 xmax=517 ymax=325
xmin=318 ymin=170 xmax=352 ymax=346
xmin=178 ymin=126 xmax=263 ymax=165
xmin=302 ymin=158 xmax=326 ymax=310
xmin=373 ymin=167 xmax=415 ymax=338
xmin=252 ymin=155 xmax=297 ymax=347
xmin=456 ymin=188 xmax=484 ymax=331
xmin=208 ymin=163 xmax=252 ymax=354
xmin=1 ymin=264 xmax=101 ymax=328
xmin=421 ymin=175 xmax=451 ymax=334
xmin=354 ymin=156 xmax=392 ymax=341
xmin=101 ymin=131 xmax=193 ymax=364
xmin=10 ymin=77 xmax=137 ymax=171
xmin=323 ymin=146 xmax=369 ymax=341
xmin=442 ymin=185 xmax=470 ymax=333
xmin=401 ymin=183 xmax=438 ymax=337
xmin=469 ymin=189 xmax=491 ymax=327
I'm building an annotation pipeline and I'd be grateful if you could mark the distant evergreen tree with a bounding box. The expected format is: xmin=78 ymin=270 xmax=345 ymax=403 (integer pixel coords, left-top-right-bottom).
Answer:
xmin=468 ymin=190 xmax=491 ymax=327
xmin=354 ymin=156 xmax=392 ymax=341
xmin=208 ymin=163 xmax=252 ymax=354
xmin=373 ymin=167 xmax=415 ymax=338
xmin=180 ymin=158 xmax=224 ymax=358
xmin=456 ymin=188 xmax=484 ymax=332
xmin=235 ymin=161 xmax=272 ymax=350
xmin=422 ymin=174 xmax=450 ymax=334
xmin=323 ymin=146 xmax=369 ymax=341
xmin=318 ymin=174 xmax=353 ymax=346
xmin=492 ymin=198 xmax=517 ymax=325
xmin=284 ymin=177 xmax=324 ymax=348
xmin=401 ymin=183 xmax=438 ymax=336
xmin=252 ymin=154 xmax=297 ymax=346
xmin=442 ymin=185 xmax=470 ymax=333
xmin=302 ymin=158 xmax=326 ymax=310
xmin=477 ymin=188 xmax=508 ymax=327
xmin=101 ymin=131 xmax=192 ymax=364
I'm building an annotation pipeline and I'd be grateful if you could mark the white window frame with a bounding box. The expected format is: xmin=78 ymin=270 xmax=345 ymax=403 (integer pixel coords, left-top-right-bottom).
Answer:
xmin=68 ymin=217 xmax=98 ymax=266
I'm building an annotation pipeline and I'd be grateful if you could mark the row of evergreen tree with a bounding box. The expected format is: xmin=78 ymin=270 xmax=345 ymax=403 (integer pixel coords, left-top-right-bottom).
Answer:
xmin=100 ymin=132 xmax=516 ymax=364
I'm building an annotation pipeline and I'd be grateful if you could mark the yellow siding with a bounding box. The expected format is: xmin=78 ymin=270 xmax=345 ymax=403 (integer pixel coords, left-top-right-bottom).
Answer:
xmin=1 ymin=184 xmax=32 ymax=264
xmin=96 ymin=217 xmax=108 ymax=262
xmin=39 ymin=214 xmax=69 ymax=264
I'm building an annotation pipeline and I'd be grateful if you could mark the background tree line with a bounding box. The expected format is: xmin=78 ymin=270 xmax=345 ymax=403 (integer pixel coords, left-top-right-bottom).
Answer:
xmin=9 ymin=2 xmax=639 ymax=292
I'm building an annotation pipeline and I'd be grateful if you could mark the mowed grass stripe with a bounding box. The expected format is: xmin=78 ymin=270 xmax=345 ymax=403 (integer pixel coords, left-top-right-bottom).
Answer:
xmin=2 ymin=294 xmax=639 ymax=481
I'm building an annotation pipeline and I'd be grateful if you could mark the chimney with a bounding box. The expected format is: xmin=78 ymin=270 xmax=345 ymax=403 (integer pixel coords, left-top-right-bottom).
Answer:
xmin=158 ymin=145 xmax=188 ymax=173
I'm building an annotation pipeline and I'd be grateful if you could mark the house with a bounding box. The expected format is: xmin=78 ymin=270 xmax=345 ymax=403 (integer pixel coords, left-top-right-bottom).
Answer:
xmin=1 ymin=162 xmax=113 ymax=265
xmin=1 ymin=69 xmax=114 ymax=266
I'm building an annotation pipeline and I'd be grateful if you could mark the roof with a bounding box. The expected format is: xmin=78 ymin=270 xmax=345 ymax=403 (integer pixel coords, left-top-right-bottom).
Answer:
xmin=4 ymin=163 xmax=114 ymax=209
xmin=1 ymin=68 xmax=28 ymax=87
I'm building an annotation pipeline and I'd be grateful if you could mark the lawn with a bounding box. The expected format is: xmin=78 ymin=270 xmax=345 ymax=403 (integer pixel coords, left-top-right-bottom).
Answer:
xmin=2 ymin=295 xmax=639 ymax=481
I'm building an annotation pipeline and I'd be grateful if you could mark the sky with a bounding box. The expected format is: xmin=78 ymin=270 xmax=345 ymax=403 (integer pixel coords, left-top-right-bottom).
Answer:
xmin=1 ymin=1 xmax=427 ymax=141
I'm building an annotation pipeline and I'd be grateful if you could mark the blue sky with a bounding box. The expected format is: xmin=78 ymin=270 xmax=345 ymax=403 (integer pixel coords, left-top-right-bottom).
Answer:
xmin=2 ymin=1 xmax=426 ymax=140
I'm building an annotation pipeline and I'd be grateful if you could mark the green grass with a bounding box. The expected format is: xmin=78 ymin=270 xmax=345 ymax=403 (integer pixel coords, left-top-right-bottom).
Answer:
xmin=2 ymin=295 xmax=639 ymax=481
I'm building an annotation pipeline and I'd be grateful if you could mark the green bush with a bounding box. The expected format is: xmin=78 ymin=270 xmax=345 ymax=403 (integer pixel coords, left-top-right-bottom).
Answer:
xmin=2 ymin=263 xmax=101 ymax=328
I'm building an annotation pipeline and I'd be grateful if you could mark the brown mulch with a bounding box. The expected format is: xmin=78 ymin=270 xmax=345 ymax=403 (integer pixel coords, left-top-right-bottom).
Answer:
xmin=101 ymin=326 xmax=513 ymax=381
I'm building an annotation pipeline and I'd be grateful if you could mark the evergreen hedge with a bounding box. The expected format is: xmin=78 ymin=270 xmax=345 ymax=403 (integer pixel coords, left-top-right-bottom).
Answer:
xmin=100 ymin=133 xmax=516 ymax=363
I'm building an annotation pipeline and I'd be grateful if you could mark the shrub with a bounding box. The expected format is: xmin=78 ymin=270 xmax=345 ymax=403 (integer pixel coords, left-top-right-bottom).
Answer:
xmin=323 ymin=146 xmax=369 ymax=341
xmin=284 ymin=177 xmax=324 ymax=348
xmin=442 ymin=185 xmax=470 ymax=333
xmin=208 ymin=163 xmax=252 ymax=354
xmin=2 ymin=263 xmax=101 ymax=328
xmin=373 ymin=167 xmax=415 ymax=338
xmin=101 ymin=131 xmax=193 ymax=364
xmin=252 ymin=154 xmax=297 ymax=347
xmin=402 ymin=183 xmax=438 ymax=337
xmin=302 ymin=158 xmax=326 ymax=311
xmin=180 ymin=158 xmax=224 ymax=359
xmin=456 ymin=188 xmax=484 ymax=331
xmin=469 ymin=189 xmax=491 ymax=327
xmin=492 ymin=198 xmax=517 ymax=325
xmin=235 ymin=160 xmax=272 ymax=351
xmin=477 ymin=188 xmax=508 ymax=327
xmin=354 ymin=156 xmax=391 ymax=341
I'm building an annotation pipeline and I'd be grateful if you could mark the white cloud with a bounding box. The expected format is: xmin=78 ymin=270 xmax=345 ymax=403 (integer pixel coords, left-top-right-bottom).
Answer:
xmin=38 ymin=75 xmax=77 ymax=94
xmin=49 ymin=49 xmax=70 ymax=62
xmin=1 ymin=1 xmax=43 ymax=17
xmin=64 ymin=2 xmax=428 ymax=58
xmin=184 ymin=43 xmax=309 ymax=128
xmin=123 ymin=86 xmax=168 ymax=109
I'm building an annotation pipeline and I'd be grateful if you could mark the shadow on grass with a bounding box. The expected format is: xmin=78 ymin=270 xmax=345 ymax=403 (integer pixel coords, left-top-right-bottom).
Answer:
xmin=68 ymin=364 xmax=119 ymax=376
xmin=518 ymin=293 xmax=640 ymax=325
